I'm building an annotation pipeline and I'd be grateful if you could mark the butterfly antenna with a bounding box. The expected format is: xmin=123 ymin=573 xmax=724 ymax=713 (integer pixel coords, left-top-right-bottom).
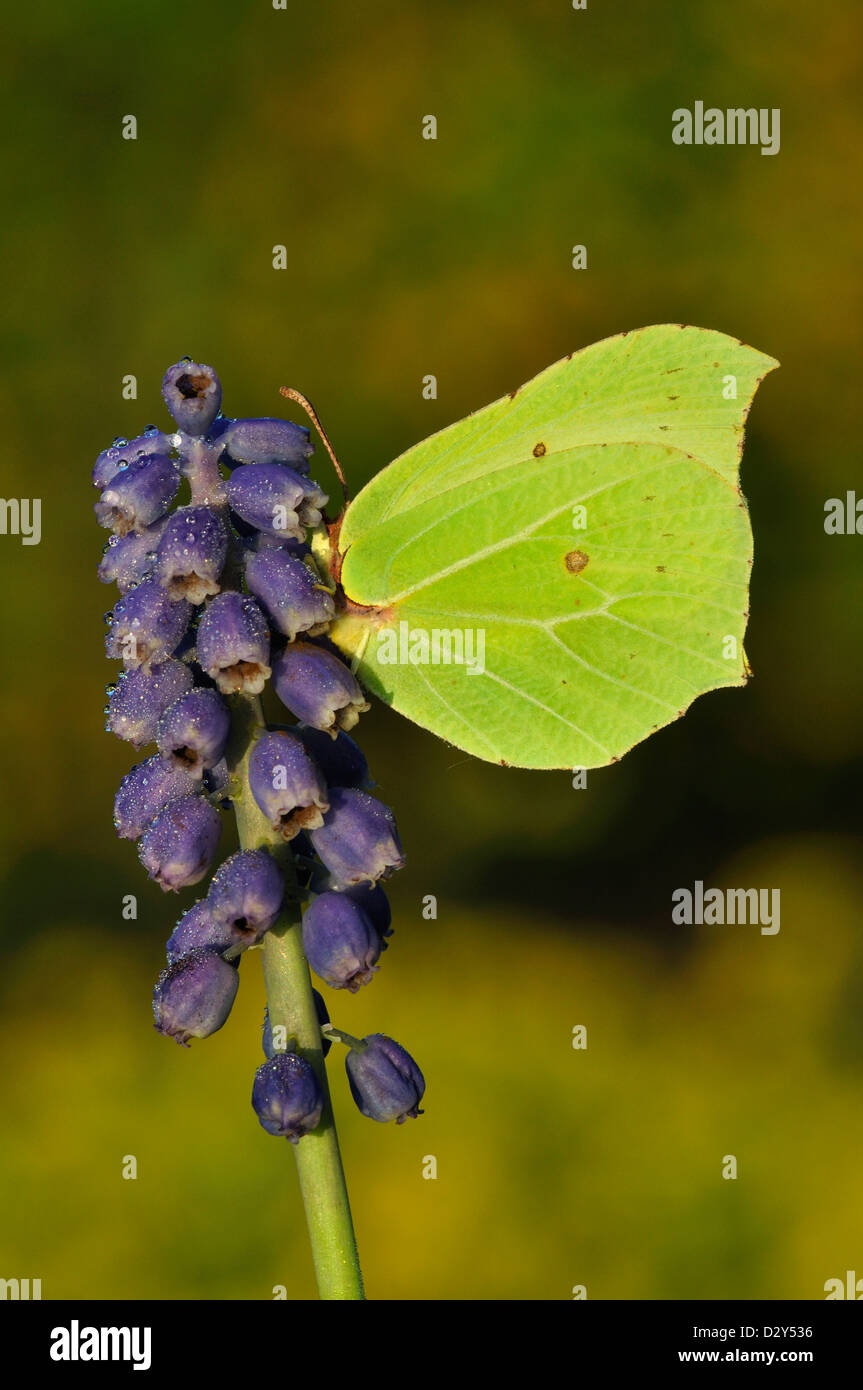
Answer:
xmin=279 ymin=386 xmax=349 ymax=506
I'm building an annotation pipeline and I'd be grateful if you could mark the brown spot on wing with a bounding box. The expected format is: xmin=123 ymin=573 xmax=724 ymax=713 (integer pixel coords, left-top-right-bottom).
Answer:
xmin=564 ymin=550 xmax=589 ymax=574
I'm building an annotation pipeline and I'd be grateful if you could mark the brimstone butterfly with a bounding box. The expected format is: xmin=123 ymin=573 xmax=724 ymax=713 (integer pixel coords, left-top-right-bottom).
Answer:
xmin=310 ymin=324 xmax=777 ymax=770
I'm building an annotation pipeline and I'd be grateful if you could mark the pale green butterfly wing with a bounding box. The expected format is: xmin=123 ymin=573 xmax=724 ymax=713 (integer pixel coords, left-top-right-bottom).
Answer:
xmin=329 ymin=325 xmax=777 ymax=770
xmin=342 ymin=325 xmax=776 ymax=541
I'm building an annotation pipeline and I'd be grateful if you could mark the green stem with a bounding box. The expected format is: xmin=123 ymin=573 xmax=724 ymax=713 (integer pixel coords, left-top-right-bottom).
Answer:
xmin=226 ymin=692 xmax=365 ymax=1301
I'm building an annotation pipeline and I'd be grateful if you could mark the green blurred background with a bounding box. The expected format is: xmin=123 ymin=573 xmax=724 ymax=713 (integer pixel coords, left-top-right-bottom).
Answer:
xmin=1 ymin=0 xmax=861 ymax=1300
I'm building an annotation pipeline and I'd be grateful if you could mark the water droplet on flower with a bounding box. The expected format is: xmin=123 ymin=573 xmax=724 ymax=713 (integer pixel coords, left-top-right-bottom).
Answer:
xmin=179 ymin=356 xmax=192 ymax=366
xmin=113 ymin=437 xmax=128 ymax=448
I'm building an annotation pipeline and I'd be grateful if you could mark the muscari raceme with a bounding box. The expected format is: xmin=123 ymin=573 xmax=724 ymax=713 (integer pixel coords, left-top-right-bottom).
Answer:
xmin=95 ymin=330 xmax=775 ymax=1298
xmin=96 ymin=360 xmax=424 ymax=1298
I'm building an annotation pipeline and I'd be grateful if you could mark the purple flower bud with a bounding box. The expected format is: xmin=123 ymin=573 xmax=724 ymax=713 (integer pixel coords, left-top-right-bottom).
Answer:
xmin=92 ymin=429 xmax=176 ymax=490
xmin=227 ymin=464 xmax=327 ymax=540
xmin=346 ymin=1034 xmax=425 ymax=1124
xmin=105 ymin=659 xmax=193 ymax=746
xmin=206 ymin=849 xmax=284 ymax=947
xmin=98 ymin=516 xmax=169 ymax=592
xmin=271 ymin=642 xmax=370 ymax=734
xmin=161 ymin=360 xmax=222 ymax=436
xmin=252 ymin=1053 xmax=324 ymax=1142
xmin=166 ymin=900 xmax=236 ymax=962
xmin=248 ymin=730 xmax=329 ymax=840
xmin=156 ymin=688 xmax=230 ymax=778
xmin=309 ymin=788 xmax=404 ymax=888
xmin=296 ymin=725 xmax=371 ymax=789
xmin=216 ymin=417 xmax=313 ymax=471
xmin=153 ymin=947 xmax=239 ymax=1046
xmin=263 ymin=991 xmax=331 ymax=1058
xmin=138 ymin=793 xmax=222 ymax=892
xmin=301 ymin=891 xmax=381 ymax=992
xmin=245 ymin=551 xmax=335 ymax=640
xmin=105 ymin=578 xmax=191 ymax=670
xmin=155 ymin=505 xmax=228 ymax=604
xmin=113 ymin=754 xmax=199 ymax=840
xmin=94 ymin=453 xmax=180 ymax=536
xmin=342 ymin=882 xmax=392 ymax=940
xmin=196 ymin=591 xmax=271 ymax=695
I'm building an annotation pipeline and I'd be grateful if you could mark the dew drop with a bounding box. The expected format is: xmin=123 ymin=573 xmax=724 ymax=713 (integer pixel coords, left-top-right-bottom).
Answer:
xmin=113 ymin=437 xmax=128 ymax=448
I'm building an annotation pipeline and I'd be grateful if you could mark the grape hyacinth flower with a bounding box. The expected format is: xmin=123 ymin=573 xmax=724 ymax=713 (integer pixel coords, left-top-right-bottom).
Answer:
xmin=252 ymin=1054 xmax=324 ymax=1143
xmin=95 ymin=452 xmax=180 ymax=535
xmin=214 ymin=416 xmax=314 ymax=471
xmin=153 ymin=947 xmax=239 ymax=1046
xmin=309 ymin=788 xmax=405 ymax=888
xmin=197 ymin=590 xmax=272 ymax=695
xmin=302 ymin=891 xmax=382 ymax=992
xmin=272 ymin=641 xmax=370 ymax=733
xmin=245 ymin=549 xmax=335 ymax=640
xmin=206 ymin=849 xmax=284 ymax=949
xmin=155 ymin=505 xmax=228 ymax=603
xmin=98 ymin=515 xmax=170 ymax=592
xmin=156 ymin=688 xmax=231 ymax=778
xmin=94 ymin=360 xmax=422 ymax=1302
xmin=139 ymin=793 xmax=222 ymax=891
xmin=105 ymin=658 xmax=194 ymax=747
xmin=92 ymin=428 xmax=177 ymax=490
xmin=248 ymin=729 xmax=329 ymax=839
xmin=227 ymin=463 xmax=327 ymax=540
xmin=105 ymin=577 xmax=191 ymax=670
xmin=113 ymin=755 xmax=199 ymax=840
xmin=166 ymin=900 xmax=236 ymax=962
xmin=345 ymin=1035 xmax=425 ymax=1124
xmin=161 ymin=360 xmax=222 ymax=436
